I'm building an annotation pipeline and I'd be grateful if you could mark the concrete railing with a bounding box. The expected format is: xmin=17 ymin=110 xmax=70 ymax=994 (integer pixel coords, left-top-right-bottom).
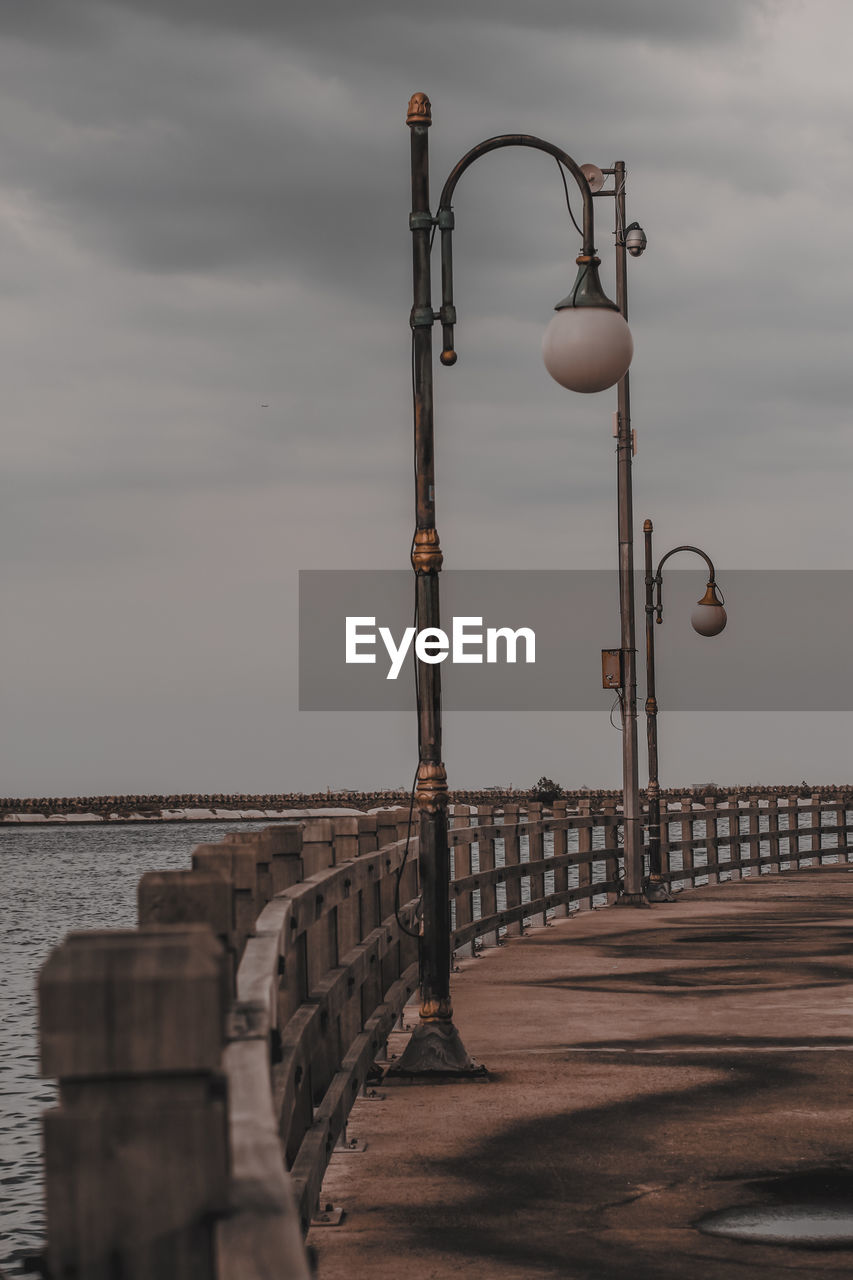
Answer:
xmin=445 ymin=790 xmax=853 ymax=957
xmin=37 ymin=808 xmax=415 ymax=1280
xmin=36 ymin=788 xmax=852 ymax=1277
xmin=647 ymin=790 xmax=851 ymax=888
xmin=448 ymin=798 xmax=621 ymax=951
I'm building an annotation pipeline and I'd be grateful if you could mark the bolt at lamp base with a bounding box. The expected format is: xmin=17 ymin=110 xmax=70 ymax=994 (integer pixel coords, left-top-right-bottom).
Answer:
xmin=386 ymin=1020 xmax=488 ymax=1080
xmin=645 ymin=877 xmax=678 ymax=903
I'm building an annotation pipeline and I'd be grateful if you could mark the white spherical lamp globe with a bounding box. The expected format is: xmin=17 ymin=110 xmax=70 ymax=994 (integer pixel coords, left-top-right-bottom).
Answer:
xmin=690 ymin=583 xmax=727 ymax=637
xmin=542 ymin=306 xmax=633 ymax=394
xmin=691 ymin=603 xmax=727 ymax=637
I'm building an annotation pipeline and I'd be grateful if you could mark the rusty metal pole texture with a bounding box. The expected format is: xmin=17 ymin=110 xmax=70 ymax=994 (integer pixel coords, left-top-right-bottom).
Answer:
xmin=392 ymin=92 xmax=481 ymax=1076
xmin=612 ymin=162 xmax=646 ymax=905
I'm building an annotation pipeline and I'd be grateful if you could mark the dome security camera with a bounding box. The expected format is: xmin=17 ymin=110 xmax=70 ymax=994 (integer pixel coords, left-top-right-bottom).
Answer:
xmin=625 ymin=222 xmax=647 ymax=257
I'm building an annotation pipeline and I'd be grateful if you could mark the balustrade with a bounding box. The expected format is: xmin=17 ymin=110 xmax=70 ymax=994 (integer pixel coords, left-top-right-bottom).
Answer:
xmin=36 ymin=787 xmax=853 ymax=1278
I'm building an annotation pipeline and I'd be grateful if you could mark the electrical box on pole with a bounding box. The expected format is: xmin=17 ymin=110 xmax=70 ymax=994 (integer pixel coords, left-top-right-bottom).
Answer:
xmin=601 ymin=649 xmax=624 ymax=690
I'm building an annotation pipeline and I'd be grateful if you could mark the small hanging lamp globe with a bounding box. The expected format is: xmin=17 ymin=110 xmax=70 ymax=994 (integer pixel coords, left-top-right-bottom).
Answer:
xmin=542 ymin=254 xmax=633 ymax=394
xmin=691 ymin=582 xmax=727 ymax=637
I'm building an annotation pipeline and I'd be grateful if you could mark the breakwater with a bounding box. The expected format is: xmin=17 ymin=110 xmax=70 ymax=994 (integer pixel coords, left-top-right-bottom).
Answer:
xmin=2 ymin=782 xmax=849 ymax=822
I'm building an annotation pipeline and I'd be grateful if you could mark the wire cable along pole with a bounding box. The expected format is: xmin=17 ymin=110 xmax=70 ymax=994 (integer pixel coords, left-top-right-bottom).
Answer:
xmin=394 ymin=92 xmax=638 ymax=1075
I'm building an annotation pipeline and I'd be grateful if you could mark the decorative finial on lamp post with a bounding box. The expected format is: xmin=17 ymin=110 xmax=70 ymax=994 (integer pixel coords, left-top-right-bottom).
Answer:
xmin=407 ymin=93 xmax=432 ymax=126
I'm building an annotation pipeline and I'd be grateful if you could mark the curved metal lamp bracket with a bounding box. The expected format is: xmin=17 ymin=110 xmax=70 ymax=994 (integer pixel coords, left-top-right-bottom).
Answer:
xmin=654 ymin=545 xmax=718 ymax=623
xmin=434 ymin=135 xmax=597 ymax=366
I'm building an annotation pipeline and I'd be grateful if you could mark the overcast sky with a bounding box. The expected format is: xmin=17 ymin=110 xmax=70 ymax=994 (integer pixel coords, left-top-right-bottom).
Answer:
xmin=1 ymin=0 xmax=851 ymax=796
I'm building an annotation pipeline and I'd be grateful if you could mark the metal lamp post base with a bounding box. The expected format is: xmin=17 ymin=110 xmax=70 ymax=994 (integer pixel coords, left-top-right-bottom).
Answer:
xmin=645 ymin=877 xmax=678 ymax=903
xmin=614 ymin=891 xmax=652 ymax=908
xmin=386 ymin=1020 xmax=488 ymax=1079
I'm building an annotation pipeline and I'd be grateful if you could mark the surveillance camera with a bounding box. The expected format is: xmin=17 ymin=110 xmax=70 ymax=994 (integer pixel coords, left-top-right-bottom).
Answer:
xmin=625 ymin=222 xmax=647 ymax=258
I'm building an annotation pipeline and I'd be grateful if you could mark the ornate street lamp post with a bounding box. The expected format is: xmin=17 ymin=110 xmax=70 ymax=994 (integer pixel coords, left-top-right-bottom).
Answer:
xmin=643 ymin=518 xmax=727 ymax=903
xmin=397 ymin=91 xmax=638 ymax=1075
xmin=599 ymin=160 xmax=645 ymax=912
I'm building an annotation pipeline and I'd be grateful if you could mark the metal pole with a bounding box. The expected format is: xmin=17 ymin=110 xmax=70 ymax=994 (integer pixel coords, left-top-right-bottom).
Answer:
xmin=643 ymin=519 xmax=673 ymax=901
xmin=613 ymin=161 xmax=646 ymax=904
xmin=644 ymin=538 xmax=721 ymax=902
xmin=391 ymin=92 xmax=480 ymax=1077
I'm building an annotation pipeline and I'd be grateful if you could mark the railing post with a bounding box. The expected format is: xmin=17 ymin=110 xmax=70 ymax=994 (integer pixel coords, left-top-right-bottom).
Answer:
xmin=251 ymin=833 xmax=274 ymax=906
xmin=333 ymin=870 xmax=366 ymax=1059
xmin=375 ymin=809 xmax=403 ymax=849
xmin=357 ymin=814 xmax=378 ymax=855
xmin=138 ymin=865 xmax=239 ymax=996
xmin=379 ymin=846 xmax=404 ymax=996
xmin=39 ymin=926 xmax=229 ymax=1280
xmin=726 ymin=794 xmax=741 ymax=880
xmin=680 ymin=796 xmax=695 ymax=885
xmin=398 ymin=825 xmax=420 ymax=915
xmin=789 ymin=793 xmax=803 ymax=869
xmin=778 ymin=793 xmax=791 ymax=868
xmin=577 ymin=798 xmax=592 ymax=911
xmin=264 ymin=825 xmax=305 ymax=894
xmin=190 ymin=843 xmax=260 ymax=962
xmin=551 ymin=799 xmax=569 ymax=918
xmin=703 ymin=795 xmax=719 ymax=885
xmin=659 ymin=794 xmax=671 ymax=889
xmin=336 ymin=864 xmax=363 ymax=961
xmin=476 ymin=805 xmax=498 ymax=945
xmin=305 ymin=890 xmax=338 ymax=996
xmin=767 ymin=795 xmax=781 ymax=874
xmin=451 ymin=804 xmax=473 ymax=953
xmin=301 ymin=818 xmax=335 ymax=876
xmin=837 ymin=791 xmax=849 ymax=862
xmin=747 ymin=794 xmax=760 ymax=876
xmin=603 ymin=799 xmax=619 ymax=904
xmin=502 ymin=802 xmax=522 ymax=936
xmin=331 ymin=816 xmax=359 ymax=864
xmin=811 ymin=791 xmax=823 ymax=865
xmin=393 ymin=807 xmax=413 ymax=843
xmin=526 ymin=801 xmax=545 ymax=926
xmin=378 ymin=845 xmax=399 ymax=924
xmin=223 ymin=827 xmax=303 ymax=910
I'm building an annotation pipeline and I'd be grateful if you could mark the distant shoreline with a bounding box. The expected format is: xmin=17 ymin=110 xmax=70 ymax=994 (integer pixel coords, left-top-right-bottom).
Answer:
xmin=0 ymin=806 xmax=381 ymax=827
xmin=1 ymin=781 xmax=848 ymax=827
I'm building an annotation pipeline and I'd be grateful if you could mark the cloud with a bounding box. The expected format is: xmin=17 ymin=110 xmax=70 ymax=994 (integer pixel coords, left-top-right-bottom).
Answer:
xmin=72 ymin=0 xmax=764 ymax=44
xmin=0 ymin=0 xmax=851 ymax=792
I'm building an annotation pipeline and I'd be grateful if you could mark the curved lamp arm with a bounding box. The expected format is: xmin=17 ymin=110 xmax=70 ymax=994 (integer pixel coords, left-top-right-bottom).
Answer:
xmin=435 ymin=135 xmax=597 ymax=365
xmin=438 ymin=135 xmax=594 ymax=246
xmin=654 ymin=545 xmax=719 ymax=623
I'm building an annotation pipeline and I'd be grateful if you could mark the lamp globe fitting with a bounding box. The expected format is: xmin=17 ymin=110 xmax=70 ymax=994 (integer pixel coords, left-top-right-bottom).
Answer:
xmin=542 ymin=255 xmax=633 ymax=394
xmin=691 ymin=582 xmax=727 ymax=637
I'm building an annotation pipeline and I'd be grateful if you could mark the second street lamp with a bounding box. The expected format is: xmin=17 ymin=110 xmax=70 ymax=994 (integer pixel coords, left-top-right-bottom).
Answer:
xmin=396 ymin=91 xmax=643 ymax=1076
xmin=643 ymin=518 xmax=727 ymax=903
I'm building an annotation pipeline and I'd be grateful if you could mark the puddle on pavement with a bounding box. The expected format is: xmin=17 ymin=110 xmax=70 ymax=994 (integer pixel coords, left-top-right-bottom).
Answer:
xmin=697 ymin=1167 xmax=853 ymax=1250
xmin=698 ymin=1205 xmax=853 ymax=1248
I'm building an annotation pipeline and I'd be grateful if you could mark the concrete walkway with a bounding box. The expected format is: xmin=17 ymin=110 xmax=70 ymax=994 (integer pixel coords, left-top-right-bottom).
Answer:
xmin=309 ymin=868 xmax=853 ymax=1279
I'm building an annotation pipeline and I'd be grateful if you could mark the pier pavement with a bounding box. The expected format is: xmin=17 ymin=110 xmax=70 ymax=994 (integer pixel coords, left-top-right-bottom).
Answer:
xmin=310 ymin=867 xmax=853 ymax=1278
